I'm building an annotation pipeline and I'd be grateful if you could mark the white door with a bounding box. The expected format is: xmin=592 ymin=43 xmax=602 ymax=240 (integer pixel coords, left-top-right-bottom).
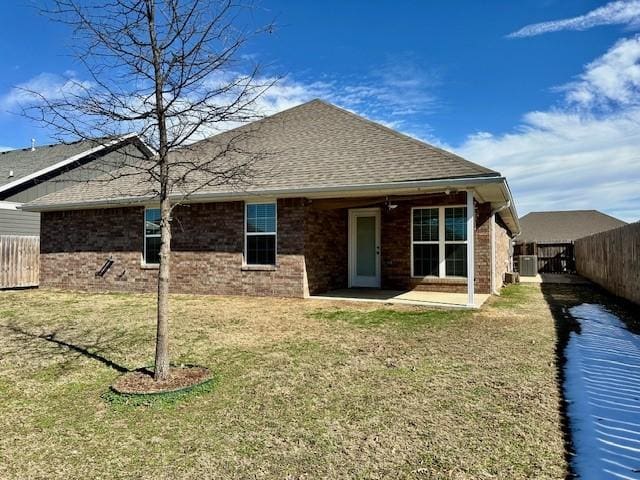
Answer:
xmin=348 ymin=208 xmax=381 ymax=288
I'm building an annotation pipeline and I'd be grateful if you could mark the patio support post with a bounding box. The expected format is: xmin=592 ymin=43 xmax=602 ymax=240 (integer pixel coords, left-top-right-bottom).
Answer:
xmin=466 ymin=190 xmax=475 ymax=307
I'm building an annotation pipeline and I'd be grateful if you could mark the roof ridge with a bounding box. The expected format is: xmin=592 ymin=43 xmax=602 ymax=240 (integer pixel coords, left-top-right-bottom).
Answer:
xmin=9 ymin=139 xmax=86 ymax=152
xmin=526 ymin=209 xmax=605 ymax=215
xmin=186 ymin=99 xmax=327 ymax=149
xmin=0 ymin=135 xmax=130 ymax=154
xmin=307 ymin=100 xmax=499 ymax=176
xmin=188 ymin=99 xmax=498 ymax=177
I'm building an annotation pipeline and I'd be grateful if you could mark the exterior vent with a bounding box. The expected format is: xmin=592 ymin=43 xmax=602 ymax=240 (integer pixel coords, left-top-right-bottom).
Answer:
xmin=518 ymin=255 xmax=538 ymax=277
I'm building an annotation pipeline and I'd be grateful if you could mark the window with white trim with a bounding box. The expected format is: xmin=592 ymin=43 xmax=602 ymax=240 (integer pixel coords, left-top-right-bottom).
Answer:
xmin=412 ymin=207 xmax=439 ymax=277
xmin=412 ymin=206 xmax=468 ymax=278
xmin=245 ymin=202 xmax=277 ymax=265
xmin=144 ymin=208 xmax=161 ymax=265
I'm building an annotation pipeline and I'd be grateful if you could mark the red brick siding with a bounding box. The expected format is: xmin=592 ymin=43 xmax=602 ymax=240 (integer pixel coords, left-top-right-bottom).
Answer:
xmin=40 ymin=199 xmax=306 ymax=297
xmin=39 ymin=194 xmax=501 ymax=297
xmin=474 ymin=202 xmax=492 ymax=294
xmin=303 ymin=206 xmax=348 ymax=294
xmin=493 ymin=216 xmax=511 ymax=292
xmin=380 ymin=194 xmax=493 ymax=294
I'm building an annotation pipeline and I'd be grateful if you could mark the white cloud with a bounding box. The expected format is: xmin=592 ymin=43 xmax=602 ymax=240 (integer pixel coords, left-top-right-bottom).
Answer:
xmin=457 ymin=37 xmax=640 ymax=223
xmin=161 ymin=59 xmax=440 ymax=142
xmin=563 ymin=35 xmax=640 ymax=107
xmin=509 ymin=0 xmax=640 ymax=38
xmin=3 ymin=56 xmax=439 ymax=139
xmin=0 ymin=73 xmax=93 ymax=111
xmin=333 ymin=59 xmax=440 ymax=118
xmin=0 ymin=145 xmax=14 ymax=152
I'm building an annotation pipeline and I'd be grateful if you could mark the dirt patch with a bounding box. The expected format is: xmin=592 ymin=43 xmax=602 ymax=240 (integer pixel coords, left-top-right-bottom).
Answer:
xmin=111 ymin=366 xmax=211 ymax=394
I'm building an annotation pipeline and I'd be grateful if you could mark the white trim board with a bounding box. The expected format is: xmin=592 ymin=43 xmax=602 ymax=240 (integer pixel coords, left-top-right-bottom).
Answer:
xmin=21 ymin=176 xmax=520 ymax=236
xmin=244 ymin=200 xmax=278 ymax=267
xmin=0 ymin=201 xmax=22 ymax=211
xmin=410 ymin=204 xmax=468 ymax=280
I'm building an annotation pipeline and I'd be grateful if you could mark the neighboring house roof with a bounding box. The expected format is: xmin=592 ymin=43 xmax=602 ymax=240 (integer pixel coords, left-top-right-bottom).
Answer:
xmin=517 ymin=210 xmax=627 ymax=243
xmin=0 ymin=134 xmax=154 ymax=199
xmin=22 ymin=99 xmax=520 ymax=233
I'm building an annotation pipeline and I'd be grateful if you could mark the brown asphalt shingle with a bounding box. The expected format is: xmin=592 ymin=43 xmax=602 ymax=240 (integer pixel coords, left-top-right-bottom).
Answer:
xmin=518 ymin=210 xmax=627 ymax=243
xmin=25 ymin=99 xmax=499 ymax=208
xmin=0 ymin=139 xmax=102 ymax=188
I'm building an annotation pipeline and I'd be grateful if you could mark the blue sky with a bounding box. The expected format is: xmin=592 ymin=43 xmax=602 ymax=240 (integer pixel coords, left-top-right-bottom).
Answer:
xmin=1 ymin=1 xmax=639 ymax=221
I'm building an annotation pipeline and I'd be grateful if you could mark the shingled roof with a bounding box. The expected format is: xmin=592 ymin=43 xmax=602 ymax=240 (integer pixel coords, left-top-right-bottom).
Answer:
xmin=0 ymin=139 xmax=101 ymax=189
xmin=23 ymin=100 xmax=502 ymax=209
xmin=0 ymin=134 xmax=155 ymax=202
xmin=518 ymin=210 xmax=627 ymax=243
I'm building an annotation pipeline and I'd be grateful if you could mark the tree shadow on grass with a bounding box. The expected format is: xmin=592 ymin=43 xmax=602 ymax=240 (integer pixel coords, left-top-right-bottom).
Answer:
xmin=541 ymin=281 xmax=640 ymax=479
xmin=0 ymin=322 xmax=130 ymax=373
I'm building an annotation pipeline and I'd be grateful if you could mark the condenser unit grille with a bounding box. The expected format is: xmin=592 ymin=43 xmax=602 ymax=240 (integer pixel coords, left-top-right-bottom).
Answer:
xmin=519 ymin=255 xmax=538 ymax=277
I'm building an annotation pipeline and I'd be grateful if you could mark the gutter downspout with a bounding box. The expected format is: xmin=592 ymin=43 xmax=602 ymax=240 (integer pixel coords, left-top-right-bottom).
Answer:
xmin=490 ymin=201 xmax=511 ymax=295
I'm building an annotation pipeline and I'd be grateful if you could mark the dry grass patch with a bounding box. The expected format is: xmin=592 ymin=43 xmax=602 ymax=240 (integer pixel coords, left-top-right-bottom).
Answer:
xmin=0 ymin=285 xmax=565 ymax=479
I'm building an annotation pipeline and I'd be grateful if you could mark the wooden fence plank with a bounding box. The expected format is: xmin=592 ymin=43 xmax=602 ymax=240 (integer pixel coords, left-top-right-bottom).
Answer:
xmin=575 ymin=223 xmax=640 ymax=305
xmin=514 ymin=241 xmax=575 ymax=273
xmin=0 ymin=235 xmax=39 ymax=289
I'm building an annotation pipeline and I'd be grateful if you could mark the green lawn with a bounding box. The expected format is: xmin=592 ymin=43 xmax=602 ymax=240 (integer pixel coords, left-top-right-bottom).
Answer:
xmin=0 ymin=285 xmax=566 ymax=479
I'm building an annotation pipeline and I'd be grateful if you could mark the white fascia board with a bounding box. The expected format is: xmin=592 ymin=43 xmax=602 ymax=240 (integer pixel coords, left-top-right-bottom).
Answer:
xmin=498 ymin=180 xmax=520 ymax=236
xmin=131 ymin=136 xmax=157 ymax=157
xmin=23 ymin=174 xmax=526 ymax=231
xmin=21 ymin=175 xmax=506 ymax=212
xmin=0 ymin=133 xmax=140 ymax=196
xmin=0 ymin=201 xmax=22 ymax=210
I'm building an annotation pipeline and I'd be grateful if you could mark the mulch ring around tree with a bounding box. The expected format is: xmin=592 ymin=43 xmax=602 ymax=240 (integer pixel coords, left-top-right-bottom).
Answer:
xmin=111 ymin=365 xmax=212 ymax=395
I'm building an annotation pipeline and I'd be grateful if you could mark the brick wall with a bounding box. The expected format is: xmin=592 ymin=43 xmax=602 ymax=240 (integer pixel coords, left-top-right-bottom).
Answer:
xmin=40 ymin=194 xmax=506 ymax=298
xmin=380 ymin=193 xmax=493 ymax=294
xmin=303 ymin=206 xmax=348 ymax=294
xmin=474 ymin=202 xmax=492 ymax=294
xmin=494 ymin=216 xmax=511 ymax=292
xmin=40 ymin=199 xmax=307 ymax=297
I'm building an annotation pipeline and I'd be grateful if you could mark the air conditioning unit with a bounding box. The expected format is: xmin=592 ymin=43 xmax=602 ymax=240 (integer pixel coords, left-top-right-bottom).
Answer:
xmin=518 ymin=255 xmax=538 ymax=277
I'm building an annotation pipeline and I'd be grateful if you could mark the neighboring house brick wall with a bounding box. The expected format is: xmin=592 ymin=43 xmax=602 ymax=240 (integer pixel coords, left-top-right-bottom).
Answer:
xmin=40 ymin=199 xmax=307 ymax=297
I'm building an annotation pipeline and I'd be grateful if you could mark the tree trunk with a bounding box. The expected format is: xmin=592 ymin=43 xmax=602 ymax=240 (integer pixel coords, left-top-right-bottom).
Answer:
xmin=146 ymin=0 xmax=171 ymax=382
xmin=154 ymin=196 xmax=172 ymax=380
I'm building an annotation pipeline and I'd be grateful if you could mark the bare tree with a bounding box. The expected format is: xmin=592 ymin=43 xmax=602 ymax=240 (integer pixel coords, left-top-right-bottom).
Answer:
xmin=22 ymin=0 xmax=275 ymax=380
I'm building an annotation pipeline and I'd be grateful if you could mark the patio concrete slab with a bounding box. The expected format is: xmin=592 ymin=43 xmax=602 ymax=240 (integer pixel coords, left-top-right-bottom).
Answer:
xmin=310 ymin=289 xmax=490 ymax=309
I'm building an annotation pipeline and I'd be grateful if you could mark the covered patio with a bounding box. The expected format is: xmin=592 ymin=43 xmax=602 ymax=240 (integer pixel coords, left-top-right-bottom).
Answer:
xmin=306 ymin=189 xmax=484 ymax=307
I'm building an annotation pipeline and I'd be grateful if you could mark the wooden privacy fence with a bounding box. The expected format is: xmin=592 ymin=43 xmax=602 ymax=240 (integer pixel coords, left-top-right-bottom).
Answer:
xmin=0 ymin=235 xmax=39 ymax=289
xmin=514 ymin=242 xmax=575 ymax=273
xmin=575 ymin=222 xmax=640 ymax=305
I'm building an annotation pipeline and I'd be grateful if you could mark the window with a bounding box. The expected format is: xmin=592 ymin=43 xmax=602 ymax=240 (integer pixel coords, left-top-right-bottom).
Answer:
xmin=444 ymin=207 xmax=467 ymax=277
xmin=412 ymin=206 xmax=468 ymax=278
xmin=144 ymin=208 xmax=161 ymax=265
xmin=412 ymin=208 xmax=439 ymax=277
xmin=245 ymin=203 xmax=277 ymax=265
